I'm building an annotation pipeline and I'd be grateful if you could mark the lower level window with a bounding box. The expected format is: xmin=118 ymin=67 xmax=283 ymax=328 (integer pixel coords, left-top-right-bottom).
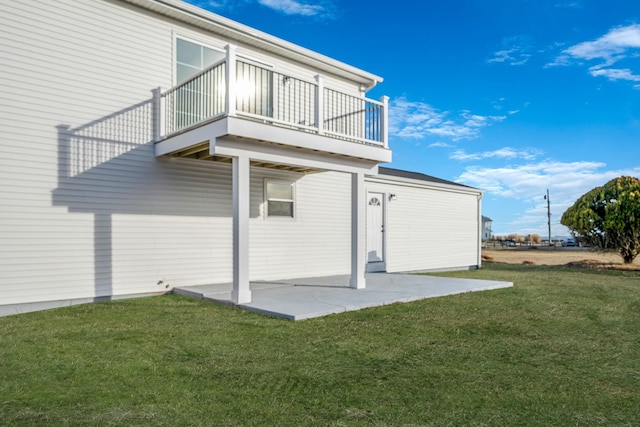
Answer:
xmin=265 ymin=180 xmax=295 ymax=218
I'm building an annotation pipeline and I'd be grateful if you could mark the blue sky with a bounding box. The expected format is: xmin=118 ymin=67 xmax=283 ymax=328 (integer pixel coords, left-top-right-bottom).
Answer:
xmin=186 ymin=0 xmax=640 ymax=237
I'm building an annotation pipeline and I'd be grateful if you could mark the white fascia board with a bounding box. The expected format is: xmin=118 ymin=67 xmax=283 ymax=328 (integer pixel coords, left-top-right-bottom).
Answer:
xmin=365 ymin=174 xmax=484 ymax=197
xmin=225 ymin=117 xmax=392 ymax=163
xmin=154 ymin=119 xmax=226 ymax=157
xmin=122 ymin=0 xmax=383 ymax=88
xmin=155 ymin=117 xmax=392 ymax=164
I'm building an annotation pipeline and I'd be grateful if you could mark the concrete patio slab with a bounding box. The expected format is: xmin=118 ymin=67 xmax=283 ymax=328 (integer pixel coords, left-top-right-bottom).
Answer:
xmin=174 ymin=273 xmax=512 ymax=320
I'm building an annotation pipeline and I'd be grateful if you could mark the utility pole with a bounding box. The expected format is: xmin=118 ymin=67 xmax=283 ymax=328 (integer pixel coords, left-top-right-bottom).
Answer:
xmin=544 ymin=189 xmax=551 ymax=246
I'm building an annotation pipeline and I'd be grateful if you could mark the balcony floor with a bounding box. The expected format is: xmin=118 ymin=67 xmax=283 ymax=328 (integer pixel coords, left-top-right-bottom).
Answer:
xmin=155 ymin=116 xmax=391 ymax=174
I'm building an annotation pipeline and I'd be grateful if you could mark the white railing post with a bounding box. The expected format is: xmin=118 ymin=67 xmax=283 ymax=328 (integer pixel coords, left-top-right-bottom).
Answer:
xmin=226 ymin=44 xmax=237 ymax=117
xmin=381 ymin=95 xmax=389 ymax=148
xmin=315 ymin=74 xmax=324 ymax=135
xmin=151 ymin=86 xmax=163 ymax=141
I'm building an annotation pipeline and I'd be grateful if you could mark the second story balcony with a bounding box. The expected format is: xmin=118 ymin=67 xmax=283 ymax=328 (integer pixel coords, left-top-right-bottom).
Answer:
xmin=154 ymin=45 xmax=391 ymax=168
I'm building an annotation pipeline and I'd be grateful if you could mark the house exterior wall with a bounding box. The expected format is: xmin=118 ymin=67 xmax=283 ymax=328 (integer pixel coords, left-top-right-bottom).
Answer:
xmin=0 ymin=0 xmax=481 ymax=314
xmin=250 ymin=169 xmax=351 ymax=279
xmin=365 ymin=177 xmax=482 ymax=272
xmin=171 ymin=15 xmax=362 ymax=97
xmin=0 ymin=0 xmax=354 ymax=310
xmin=481 ymin=217 xmax=493 ymax=241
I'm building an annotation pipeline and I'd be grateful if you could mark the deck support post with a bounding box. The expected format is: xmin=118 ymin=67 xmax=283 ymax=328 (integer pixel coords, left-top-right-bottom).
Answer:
xmin=350 ymin=172 xmax=366 ymax=289
xmin=232 ymin=155 xmax=251 ymax=304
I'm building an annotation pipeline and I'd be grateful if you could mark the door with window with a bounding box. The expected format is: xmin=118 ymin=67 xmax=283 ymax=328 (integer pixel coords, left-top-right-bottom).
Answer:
xmin=367 ymin=192 xmax=385 ymax=272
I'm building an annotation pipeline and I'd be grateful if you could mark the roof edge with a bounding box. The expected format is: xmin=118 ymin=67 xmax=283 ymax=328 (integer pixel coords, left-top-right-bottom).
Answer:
xmin=122 ymin=0 xmax=383 ymax=88
xmin=376 ymin=167 xmax=480 ymax=191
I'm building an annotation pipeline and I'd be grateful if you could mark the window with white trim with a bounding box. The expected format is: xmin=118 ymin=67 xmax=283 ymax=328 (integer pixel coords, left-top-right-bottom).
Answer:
xmin=174 ymin=38 xmax=226 ymax=129
xmin=265 ymin=180 xmax=295 ymax=218
xmin=176 ymin=38 xmax=224 ymax=84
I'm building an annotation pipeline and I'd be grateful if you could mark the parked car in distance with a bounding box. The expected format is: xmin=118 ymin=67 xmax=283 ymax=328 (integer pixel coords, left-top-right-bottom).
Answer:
xmin=501 ymin=239 xmax=517 ymax=247
xmin=562 ymin=238 xmax=579 ymax=247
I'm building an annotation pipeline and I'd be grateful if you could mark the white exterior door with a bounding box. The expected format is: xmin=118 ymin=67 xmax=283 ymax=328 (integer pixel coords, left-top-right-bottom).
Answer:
xmin=367 ymin=192 xmax=385 ymax=271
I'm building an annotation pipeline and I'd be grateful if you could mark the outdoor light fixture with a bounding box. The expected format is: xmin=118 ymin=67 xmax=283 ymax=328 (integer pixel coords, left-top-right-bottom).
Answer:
xmin=389 ymin=194 xmax=397 ymax=201
xmin=282 ymin=76 xmax=291 ymax=86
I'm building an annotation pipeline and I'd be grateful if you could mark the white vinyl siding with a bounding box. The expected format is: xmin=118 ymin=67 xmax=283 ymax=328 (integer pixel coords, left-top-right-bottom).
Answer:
xmin=1 ymin=0 xmax=476 ymax=313
xmin=365 ymin=178 xmax=481 ymax=272
xmin=1 ymin=0 xmax=169 ymax=306
xmin=250 ymin=171 xmax=350 ymax=279
xmin=0 ymin=0 xmax=355 ymax=308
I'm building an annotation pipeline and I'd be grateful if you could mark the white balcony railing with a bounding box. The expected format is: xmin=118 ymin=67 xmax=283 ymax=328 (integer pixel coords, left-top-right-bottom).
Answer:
xmin=156 ymin=45 xmax=388 ymax=148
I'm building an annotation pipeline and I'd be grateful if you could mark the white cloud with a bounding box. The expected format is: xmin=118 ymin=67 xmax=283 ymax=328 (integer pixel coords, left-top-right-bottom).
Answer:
xmin=258 ymin=0 xmax=327 ymax=16
xmin=389 ymin=97 xmax=506 ymax=141
xmin=187 ymin=0 xmax=331 ymax=17
xmin=187 ymin=0 xmax=226 ymax=8
xmin=458 ymin=161 xmax=640 ymax=234
xmin=549 ymin=24 xmax=640 ymax=85
xmin=428 ymin=142 xmax=453 ymax=148
xmin=451 ymin=147 xmax=542 ymax=161
xmin=565 ymin=24 xmax=640 ymax=64
xmin=488 ymin=35 xmax=533 ymax=66
xmin=489 ymin=49 xmax=532 ymax=66
xmin=492 ymin=98 xmax=523 ymax=115
xmin=458 ymin=160 xmax=610 ymax=198
xmin=590 ymin=67 xmax=640 ymax=82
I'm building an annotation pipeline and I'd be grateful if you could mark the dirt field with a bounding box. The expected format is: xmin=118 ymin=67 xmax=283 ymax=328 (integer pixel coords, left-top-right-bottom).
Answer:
xmin=482 ymin=247 xmax=640 ymax=270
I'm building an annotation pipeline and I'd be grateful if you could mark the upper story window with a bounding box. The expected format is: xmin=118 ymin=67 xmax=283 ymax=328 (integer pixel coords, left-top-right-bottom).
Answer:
xmin=173 ymin=38 xmax=226 ymax=129
xmin=265 ymin=180 xmax=295 ymax=218
xmin=176 ymin=38 xmax=224 ymax=84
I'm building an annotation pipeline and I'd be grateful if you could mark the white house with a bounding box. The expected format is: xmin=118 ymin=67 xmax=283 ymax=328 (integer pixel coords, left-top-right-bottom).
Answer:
xmin=482 ymin=216 xmax=493 ymax=241
xmin=0 ymin=0 xmax=484 ymax=316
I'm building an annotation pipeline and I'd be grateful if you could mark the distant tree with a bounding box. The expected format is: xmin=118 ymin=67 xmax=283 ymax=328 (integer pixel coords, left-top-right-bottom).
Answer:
xmin=531 ymin=234 xmax=542 ymax=244
xmin=561 ymin=176 xmax=640 ymax=264
xmin=507 ymin=233 xmax=518 ymax=241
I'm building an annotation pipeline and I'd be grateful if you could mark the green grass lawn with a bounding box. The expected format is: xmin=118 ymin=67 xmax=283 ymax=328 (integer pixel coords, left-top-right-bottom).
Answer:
xmin=1 ymin=263 xmax=639 ymax=426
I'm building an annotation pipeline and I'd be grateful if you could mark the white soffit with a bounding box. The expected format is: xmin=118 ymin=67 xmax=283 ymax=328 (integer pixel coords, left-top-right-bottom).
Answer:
xmin=121 ymin=0 xmax=383 ymax=88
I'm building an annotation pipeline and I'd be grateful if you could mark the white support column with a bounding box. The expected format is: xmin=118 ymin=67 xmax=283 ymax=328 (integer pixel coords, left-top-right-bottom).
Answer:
xmin=350 ymin=172 xmax=366 ymax=289
xmin=380 ymin=95 xmax=389 ymax=149
xmin=225 ymin=44 xmax=237 ymax=117
xmin=315 ymin=74 xmax=324 ymax=135
xmin=232 ymin=155 xmax=251 ymax=304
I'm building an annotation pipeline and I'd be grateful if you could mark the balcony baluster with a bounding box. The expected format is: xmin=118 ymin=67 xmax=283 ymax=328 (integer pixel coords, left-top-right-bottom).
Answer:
xmin=158 ymin=56 xmax=386 ymax=147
